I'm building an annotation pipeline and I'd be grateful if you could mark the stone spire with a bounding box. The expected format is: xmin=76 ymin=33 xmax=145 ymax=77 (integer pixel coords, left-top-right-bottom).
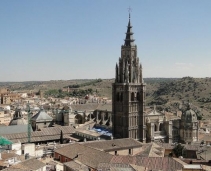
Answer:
xmin=124 ymin=13 xmax=135 ymax=46
xmin=115 ymin=13 xmax=142 ymax=84
xmin=112 ymin=11 xmax=146 ymax=142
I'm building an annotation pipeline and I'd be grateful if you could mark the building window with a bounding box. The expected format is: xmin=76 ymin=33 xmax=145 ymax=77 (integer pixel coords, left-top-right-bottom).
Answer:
xmin=116 ymin=93 xmax=119 ymax=101
xmin=120 ymin=93 xmax=123 ymax=102
xmin=129 ymin=149 xmax=131 ymax=155
xmin=131 ymin=92 xmax=135 ymax=101
xmin=154 ymin=124 xmax=157 ymax=132
xmin=137 ymin=92 xmax=140 ymax=101
xmin=65 ymin=158 xmax=68 ymax=162
xmin=159 ymin=123 xmax=163 ymax=131
xmin=58 ymin=155 xmax=60 ymax=161
xmin=115 ymin=151 xmax=117 ymax=155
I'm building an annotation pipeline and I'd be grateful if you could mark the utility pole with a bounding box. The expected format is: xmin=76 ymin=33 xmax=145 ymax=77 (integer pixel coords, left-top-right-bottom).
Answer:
xmin=27 ymin=102 xmax=32 ymax=143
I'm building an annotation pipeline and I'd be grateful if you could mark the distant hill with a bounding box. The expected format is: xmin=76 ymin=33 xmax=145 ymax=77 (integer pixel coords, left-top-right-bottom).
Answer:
xmin=1 ymin=77 xmax=211 ymax=119
xmin=145 ymin=77 xmax=211 ymax=119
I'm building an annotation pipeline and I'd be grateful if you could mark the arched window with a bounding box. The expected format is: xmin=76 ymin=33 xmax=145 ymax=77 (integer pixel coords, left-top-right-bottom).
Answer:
xmin=75 ymin=114 xmax=83 ymax=124
xmin=159 ymin=123 xmax=163 ymax=131
xmin=131 ymin=92 xmax=135 ymax=101
xmin=154 ymin=124 xmax=157 ymax=132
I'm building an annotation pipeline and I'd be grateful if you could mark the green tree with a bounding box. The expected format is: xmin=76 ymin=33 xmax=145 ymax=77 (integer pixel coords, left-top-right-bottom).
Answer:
xmin=197 ymin=115 xmax=202 ymax=120
xmin=173 ymin=144 xmax=185 ymax=157
xmin=60 ymin=130 xmax=63 ymax=144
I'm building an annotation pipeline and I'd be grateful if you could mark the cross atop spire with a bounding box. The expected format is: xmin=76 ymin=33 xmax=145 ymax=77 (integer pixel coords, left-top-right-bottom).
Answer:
xmin=128 ymin=6 xmax=132 ymax=19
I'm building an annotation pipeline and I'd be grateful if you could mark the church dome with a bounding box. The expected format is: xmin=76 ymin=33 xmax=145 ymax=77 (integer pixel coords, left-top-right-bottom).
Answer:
xmin=9 ymin=107 xmax=27 ymax=126
xmin=9 ymin=118 xmax=27 ymax=126
xmin=181 ymin=105 xmax=198 ymax=123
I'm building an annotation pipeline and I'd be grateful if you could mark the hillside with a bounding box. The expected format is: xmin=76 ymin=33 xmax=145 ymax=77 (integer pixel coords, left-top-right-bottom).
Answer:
xmin=1 ymin=77 xmax=211 ymax=119
xmin=145 ymin=77 xmax=211 ymax=119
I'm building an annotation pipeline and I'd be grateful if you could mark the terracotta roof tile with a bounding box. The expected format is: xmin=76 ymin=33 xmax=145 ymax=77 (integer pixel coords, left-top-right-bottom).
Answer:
xmin=111 ymin=156 xmax=183 ymax=171
xmin=55 ymin=143 xmax=113 ymax=168
xmin=82 ymin=138 xmax=142 ymax=151
xmin=11 ymin=158 xmax=45 ymax=170
xmin=97 ymin=163 xmax=136 ymax=171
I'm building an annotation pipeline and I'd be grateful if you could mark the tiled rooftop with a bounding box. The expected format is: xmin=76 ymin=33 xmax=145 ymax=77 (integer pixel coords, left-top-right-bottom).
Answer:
xmin=82 ymin=138 xmax=142 ymax=151
xmin=10 ymin=158 xmax=45 ymax=170
xmin=55 ymin=143 xmax=113 ymax=168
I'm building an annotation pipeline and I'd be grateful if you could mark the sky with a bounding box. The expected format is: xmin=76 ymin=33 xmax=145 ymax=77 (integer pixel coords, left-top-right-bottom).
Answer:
xmin=0 ymin=0 xmax=211 ymax=81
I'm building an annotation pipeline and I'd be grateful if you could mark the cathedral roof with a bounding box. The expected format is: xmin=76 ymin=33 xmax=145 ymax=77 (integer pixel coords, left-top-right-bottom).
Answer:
xmin=70 ymin=103 xmax=112 ymax=112
xmin=70 ymin=103 xmax=99 ymax=112
xmin=124 ymin=14 xmax=135 ymax=46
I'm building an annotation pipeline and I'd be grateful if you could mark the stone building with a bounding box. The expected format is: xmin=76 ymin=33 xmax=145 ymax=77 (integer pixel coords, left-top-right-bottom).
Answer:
xmin=145 ymin=106 xmax=180 ymax=143
xmin=31 ymin=108 xmax=53 ymax=131
xmin=180 ymin=104 xmax=199 ymax=143
xmin=0 ymin=88 xmax=20 ymax=105
xmin=112 ymin=14 xmax=146 ymax=142
xmin=58 ymin=104 xmax=112 ymax=127
xmin=9 ymin=107 xmax=27 ymax=126
xmin=0 ymin=109 xmax=12 ymax=125
xmin=112 ymin=14 xmax=198 ymax=144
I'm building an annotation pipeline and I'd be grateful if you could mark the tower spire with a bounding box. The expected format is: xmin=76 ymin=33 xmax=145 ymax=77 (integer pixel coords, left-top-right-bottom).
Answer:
xmin=124 ymin=10 xmax=135 ymax=46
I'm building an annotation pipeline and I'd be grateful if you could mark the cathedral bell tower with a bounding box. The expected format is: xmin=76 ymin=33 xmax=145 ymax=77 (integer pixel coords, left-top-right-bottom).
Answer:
xmin=112 ymin=14 xmax=146 ymax=142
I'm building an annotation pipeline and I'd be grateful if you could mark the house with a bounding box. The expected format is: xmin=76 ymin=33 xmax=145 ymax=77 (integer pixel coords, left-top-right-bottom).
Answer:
xmin=54 ymin=143 xmax=113 ymax=170
xmin=9 ymin=158 xmax=46 ymax=171
xmin=54 ymin=138 xmax=206 ymax=171
xmin=0 ymin=152 xmax=23 ymax=170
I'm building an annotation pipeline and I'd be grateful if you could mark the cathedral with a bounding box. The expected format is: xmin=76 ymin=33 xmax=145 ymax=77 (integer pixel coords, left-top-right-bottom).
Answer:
xmin=112 ymin=14 xmax=146 ymax=142
xmin=112 ymin=14 xmax=199 ymax=144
